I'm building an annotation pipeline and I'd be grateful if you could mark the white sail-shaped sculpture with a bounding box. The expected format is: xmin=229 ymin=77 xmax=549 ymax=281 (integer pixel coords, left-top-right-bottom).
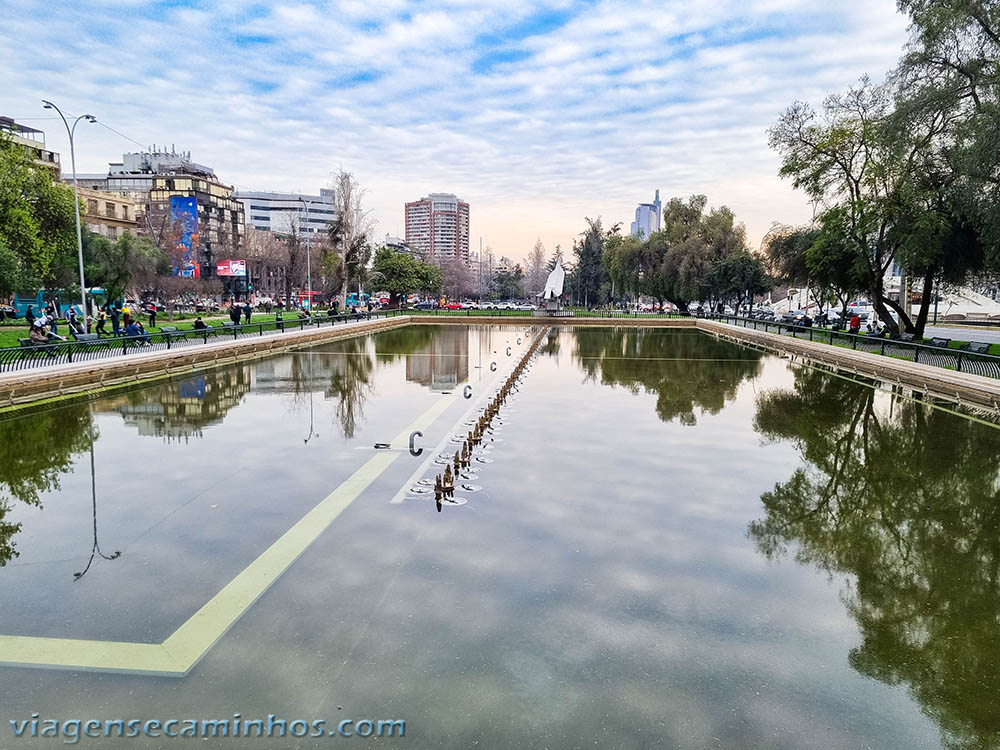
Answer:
xmin=541 ymin=261 xmax=565 ymax=300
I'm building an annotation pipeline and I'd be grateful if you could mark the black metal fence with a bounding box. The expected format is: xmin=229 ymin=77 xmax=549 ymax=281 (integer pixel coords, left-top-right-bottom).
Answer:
xmin=711 ymin=314 xmax=1000 ymax=380
xmin=0 ymin=310 xmax=407 ymax=373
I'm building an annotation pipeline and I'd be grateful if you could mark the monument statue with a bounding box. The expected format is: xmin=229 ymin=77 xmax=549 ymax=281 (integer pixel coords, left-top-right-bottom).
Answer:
xmin=534 ymin=261 xmax=573 ymax=317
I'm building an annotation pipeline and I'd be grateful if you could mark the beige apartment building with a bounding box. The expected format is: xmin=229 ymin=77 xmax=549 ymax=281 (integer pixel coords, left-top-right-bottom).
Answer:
xmin=78 ymin=186 xmax=140 ymax=240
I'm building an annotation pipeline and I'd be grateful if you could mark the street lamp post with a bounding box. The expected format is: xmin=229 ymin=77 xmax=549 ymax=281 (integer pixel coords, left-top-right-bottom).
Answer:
xmin=42 ymin=100 xmax=96 ymax=331
xmin=298 ymin=196 xmax=311 ymax=311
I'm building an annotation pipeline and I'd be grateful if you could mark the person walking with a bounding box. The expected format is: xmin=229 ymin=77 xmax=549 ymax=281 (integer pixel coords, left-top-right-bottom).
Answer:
xmin=848 ymin=313 xmax=861 ymax=334
xmin=229 ymin=303 xmax=241 ymax=326
xmin=25 ymin=305 xmax=35 ymax=328
xmin=148 ymin=302 xmax=157 ymax=329
xmin=243 ymin=301 xmax=251 ymax=324
xmin=109 ymin=305 xmax=121 ymax=336
xmin=45 ymin=302 xmax=58 ymax=335
xmin=95 ymin=307 xmax=108 ymax=335
xmin=66 ymin=306 xmax=84 ymax=335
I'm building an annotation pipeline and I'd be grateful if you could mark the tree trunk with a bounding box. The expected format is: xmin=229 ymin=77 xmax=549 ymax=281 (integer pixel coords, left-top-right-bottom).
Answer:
xmin=911 ymin=267 xmax=936 ymax=338
xmin=869 ymin=274 xmax=901 ymax=336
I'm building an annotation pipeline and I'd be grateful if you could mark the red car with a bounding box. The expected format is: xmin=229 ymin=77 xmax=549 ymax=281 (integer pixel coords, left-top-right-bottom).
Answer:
xmin=444 ymin=302 xmax=463 ymax=310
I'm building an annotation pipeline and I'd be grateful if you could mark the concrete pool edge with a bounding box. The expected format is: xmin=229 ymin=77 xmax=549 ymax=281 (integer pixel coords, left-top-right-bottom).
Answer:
xmin=0 ymin=316 xmax=409 ymax=409
xmin=3 ymin=314 xmax=998 ymax=414
xmin=697 ymin=319 xmax=1000 ymax=412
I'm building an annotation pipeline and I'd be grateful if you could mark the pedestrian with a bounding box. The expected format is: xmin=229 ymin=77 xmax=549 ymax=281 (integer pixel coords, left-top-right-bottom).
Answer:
xmin=45 ymin=302 xmax=59 ymax=335
xmin=230 ymin=303 xmax=241 ymax=325
xmin=148 ymin=302 xmax=157 ymax=329
xmin=122 ymin=304 xmax=131 ymax=329
xmin=848 ymin=313 xmax=861 ymax=334
xmin=66 ymin=306 xmax=84 ymax=335
xmin=25 ymin=304 xmax=35 ymax=328
xmin=243 ymin=301 xmax=251 ymax=324
xmin=109 ymin=305 xmax=121 ymax=336
xmin=95 ymin=307 xmax=107 ymax=335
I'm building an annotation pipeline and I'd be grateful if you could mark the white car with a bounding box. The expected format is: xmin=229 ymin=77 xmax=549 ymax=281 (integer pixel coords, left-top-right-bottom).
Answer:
xmin=515 ymin=303 xmax=535 ymax=311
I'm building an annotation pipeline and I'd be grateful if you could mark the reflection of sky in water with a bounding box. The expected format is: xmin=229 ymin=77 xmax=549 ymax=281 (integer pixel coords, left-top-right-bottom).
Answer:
xmin=1 ymin=324 xmax=987 ymax=748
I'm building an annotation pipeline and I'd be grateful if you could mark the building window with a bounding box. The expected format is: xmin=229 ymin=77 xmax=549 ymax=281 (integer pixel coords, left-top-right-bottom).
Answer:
xmin=87 ymin=199 xmax=98 ymax=214
xmin=105 ymin=203 xmax=116 ymax=218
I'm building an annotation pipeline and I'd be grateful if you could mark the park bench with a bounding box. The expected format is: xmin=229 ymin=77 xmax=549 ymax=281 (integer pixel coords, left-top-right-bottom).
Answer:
xmin=72 ymin=332 xmax=101 ymax=342
xmin=928 ymin=337 xmax=951 ymax=348
xmin=898 ymin=332 xmax=916 ymax=343
xmin=958 ymin=341 xmax=991 ymax=355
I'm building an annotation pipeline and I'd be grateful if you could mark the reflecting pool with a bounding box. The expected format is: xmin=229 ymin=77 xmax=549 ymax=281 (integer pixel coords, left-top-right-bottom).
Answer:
xmin=1 ymin=324 xmax=998 ymax=748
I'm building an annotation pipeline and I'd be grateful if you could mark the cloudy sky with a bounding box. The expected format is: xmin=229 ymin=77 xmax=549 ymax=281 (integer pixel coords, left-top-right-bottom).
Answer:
xmin=2 ymin=0 xmax=909 ymax=263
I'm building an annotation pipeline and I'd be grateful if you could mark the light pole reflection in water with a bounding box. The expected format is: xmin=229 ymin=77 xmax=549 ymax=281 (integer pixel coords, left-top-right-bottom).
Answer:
xmin=74 ymin=405 xmax=121 ymax=581
xmin=304 ymin=352 xmax=319 ymax=444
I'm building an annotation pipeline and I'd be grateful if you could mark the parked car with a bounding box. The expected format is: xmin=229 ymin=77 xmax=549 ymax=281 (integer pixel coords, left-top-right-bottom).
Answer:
xmin=780 ymin=310 xmax=807 ymax=324
xmin=413 ymin=300 xmax=439 ymax=310
xmin=444 ymin=302 xmax=464 ymax=310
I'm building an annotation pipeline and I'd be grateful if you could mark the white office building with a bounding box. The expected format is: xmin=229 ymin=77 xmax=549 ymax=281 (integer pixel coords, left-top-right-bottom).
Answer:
xmin=236 ymin=189 xmax=337 ymax=237
xmin=630 ymin=189 xmax=662 ymax=240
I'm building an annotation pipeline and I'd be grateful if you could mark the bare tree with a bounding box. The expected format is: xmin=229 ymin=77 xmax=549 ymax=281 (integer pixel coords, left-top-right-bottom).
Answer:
xmin=283 ymin=214 xmax=306 ymax=307
xmin=525 ymin=238 xmax=547 ymax=295
xmin=244 ymin=227 xmax=288 ymax=299
xmin=327 ymin=170 xmax=376 ymax=307
xmin=439 ymin=256 xmax=475 ymax=299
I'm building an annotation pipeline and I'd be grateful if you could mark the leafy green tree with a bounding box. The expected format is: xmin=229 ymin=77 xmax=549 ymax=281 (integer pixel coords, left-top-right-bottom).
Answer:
xmin=896 ymin=0 xmax=1000 ymax=261
xmin=370 ymin=246 xmax=442 ymax=307
xmin=493 ymin=266 xmax=525 ymax=300
xmin=0 ymin=133 xmax=78 ymax=291
xmin=573 ymin=217 xmax=614 ymax=307
xmin=83 ymin=231 xmax=166 ymax=304
xmin=805 ymin=211 xmax=866 ymax=318
xmin=0 ymin=236 xmax=25 ymax=301
xmin=707 ymin=251 xmax=770 ymax=314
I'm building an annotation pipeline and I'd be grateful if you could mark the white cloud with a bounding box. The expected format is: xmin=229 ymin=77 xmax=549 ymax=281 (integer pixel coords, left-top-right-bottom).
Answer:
xmin=0 ymin=0 xmax=909 ymax=260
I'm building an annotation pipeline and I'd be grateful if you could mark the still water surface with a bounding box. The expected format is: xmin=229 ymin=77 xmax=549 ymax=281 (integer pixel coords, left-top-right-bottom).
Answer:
xmin=0 ymin=324 xmax=998 ymax=749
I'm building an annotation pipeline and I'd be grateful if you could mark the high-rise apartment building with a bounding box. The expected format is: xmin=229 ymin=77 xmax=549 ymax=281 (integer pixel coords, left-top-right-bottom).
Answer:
xmin=405 ymin=193 xmax=470 ymax=264
xmin=630 ymin=189 xmax=662 ymax=239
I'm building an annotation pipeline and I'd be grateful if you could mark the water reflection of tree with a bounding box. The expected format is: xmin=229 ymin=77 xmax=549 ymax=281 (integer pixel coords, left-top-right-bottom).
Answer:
xmin=572 ymin=328 xmax=762 ymax=425
xmin=750 ymin=367 xmax=1000 ymax=750
xmin=290 ymin=326 xmax=446 ymax=438
xmin=0 ymin=403 xmax=94 ymax=566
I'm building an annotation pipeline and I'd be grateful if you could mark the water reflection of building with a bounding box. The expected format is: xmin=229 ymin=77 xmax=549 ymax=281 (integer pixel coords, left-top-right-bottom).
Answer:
xmin=95 ymin=366 xmax=252 ymax=441
xmin=405 ymin=327 xmax=469 ymax=391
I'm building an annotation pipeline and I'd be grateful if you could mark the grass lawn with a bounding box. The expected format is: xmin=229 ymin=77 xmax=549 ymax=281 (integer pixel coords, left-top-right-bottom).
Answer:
xmin=0 ymin=311 xmax=292 ymax=349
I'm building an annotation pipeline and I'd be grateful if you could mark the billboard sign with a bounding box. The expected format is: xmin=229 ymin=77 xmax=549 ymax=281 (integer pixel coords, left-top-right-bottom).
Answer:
xmin=170 ymin=196 xmax=200 ymax=277
xmin=216 ymin=259 xmax=247 ymax=277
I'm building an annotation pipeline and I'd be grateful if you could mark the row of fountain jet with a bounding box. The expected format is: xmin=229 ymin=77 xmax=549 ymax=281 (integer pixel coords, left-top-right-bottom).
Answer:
xmin=433 ymin=327 xmax=548 ymax=511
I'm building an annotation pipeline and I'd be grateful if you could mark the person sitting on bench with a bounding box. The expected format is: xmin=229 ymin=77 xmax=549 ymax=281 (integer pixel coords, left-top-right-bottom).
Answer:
xmin=125 ymin=320 xmax=151 ymax=345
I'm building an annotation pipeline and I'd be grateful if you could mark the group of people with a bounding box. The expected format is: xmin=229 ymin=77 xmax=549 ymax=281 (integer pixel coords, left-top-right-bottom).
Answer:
xmin=25 ymin=302 xmax=72 ymax=345
xmin=228 ymin=301 xmax=253 ymax=326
